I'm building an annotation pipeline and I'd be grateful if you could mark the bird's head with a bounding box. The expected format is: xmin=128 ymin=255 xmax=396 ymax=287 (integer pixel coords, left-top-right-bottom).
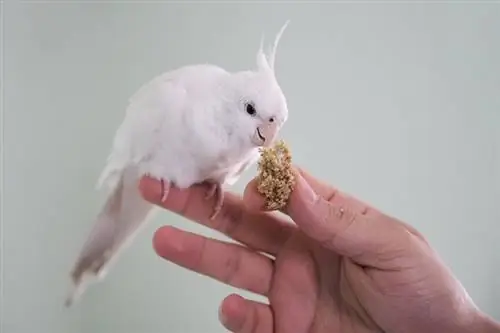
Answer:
xmin=225 ymin=21 xmax=290 ymax=148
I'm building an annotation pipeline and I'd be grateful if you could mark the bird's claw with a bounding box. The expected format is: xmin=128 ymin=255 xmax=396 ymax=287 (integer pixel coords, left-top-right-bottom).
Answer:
xmin=160 ymin=179 xmax=170 ymax=202
xmin=205 ymin=183 xmax=217 ymax=200
xmin=205 ymin=183 xmax=223 ymax=220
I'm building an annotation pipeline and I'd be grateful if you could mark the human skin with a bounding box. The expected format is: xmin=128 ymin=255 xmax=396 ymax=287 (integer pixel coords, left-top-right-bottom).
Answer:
xmin=139 ymin=168 xmax=500 ymax=333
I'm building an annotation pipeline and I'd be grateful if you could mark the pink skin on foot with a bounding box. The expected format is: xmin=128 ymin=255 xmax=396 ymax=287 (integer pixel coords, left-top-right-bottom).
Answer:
xmin=160 ymin=179 xmax=170 ymax=202
xmin=205 ymin=182 xmax=224 ymax=220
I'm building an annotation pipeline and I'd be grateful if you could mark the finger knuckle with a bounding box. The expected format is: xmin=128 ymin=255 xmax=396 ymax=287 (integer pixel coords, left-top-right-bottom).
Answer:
xmin=318 ymin=204 xmax=358 ymax=249
xmin=221 ymin=250 xmax=242 ymax=285
xmin=326 ymin=187 xmax=338 ymax=202
xmin=215 ymin=203 xmax=245 ymax=237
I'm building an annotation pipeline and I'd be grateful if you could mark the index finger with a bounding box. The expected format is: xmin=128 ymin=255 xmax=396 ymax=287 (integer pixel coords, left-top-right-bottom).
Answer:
xmin=139 ymin=176 xmax=293 ymax=256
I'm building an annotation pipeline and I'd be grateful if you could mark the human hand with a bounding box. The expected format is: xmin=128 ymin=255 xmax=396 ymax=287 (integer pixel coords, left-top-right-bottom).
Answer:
xmin=139 ymin=168 xmax=500 ymax=333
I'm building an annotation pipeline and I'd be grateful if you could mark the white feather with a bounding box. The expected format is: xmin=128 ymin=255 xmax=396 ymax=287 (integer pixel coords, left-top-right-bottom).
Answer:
xmin=67 ymin=21 xmax=291 ymax=306
xmin=66 ymin=167 xmax=156 ymax=306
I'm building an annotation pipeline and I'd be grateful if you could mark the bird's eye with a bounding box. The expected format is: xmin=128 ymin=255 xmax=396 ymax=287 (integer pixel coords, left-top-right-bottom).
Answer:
xmin=269 ymin=117 xmax=275 ymax=123
xmin=245 ymin=103 xmax=257 ymax=116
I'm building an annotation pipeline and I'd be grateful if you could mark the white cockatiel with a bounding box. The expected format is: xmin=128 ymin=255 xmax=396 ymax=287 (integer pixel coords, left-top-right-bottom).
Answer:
xmin=66 ymin=21 xmax=290 ymax=306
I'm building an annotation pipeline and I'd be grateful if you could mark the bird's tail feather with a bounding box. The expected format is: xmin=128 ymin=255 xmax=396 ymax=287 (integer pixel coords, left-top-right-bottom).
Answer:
xmin=65 ymin=168 xmax=156 ymax=307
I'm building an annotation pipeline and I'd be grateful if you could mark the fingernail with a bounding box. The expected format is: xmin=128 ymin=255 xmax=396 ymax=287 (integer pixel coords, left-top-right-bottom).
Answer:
xmin=218 ymin=304 xmax=228 ymax=327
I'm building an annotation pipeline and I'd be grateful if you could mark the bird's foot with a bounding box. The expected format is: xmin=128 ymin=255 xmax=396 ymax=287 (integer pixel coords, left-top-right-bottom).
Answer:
xmin=160 ymin=179 xmax=170 ymax=203
xmin=204 ymin=182 xmax=224 ymax=220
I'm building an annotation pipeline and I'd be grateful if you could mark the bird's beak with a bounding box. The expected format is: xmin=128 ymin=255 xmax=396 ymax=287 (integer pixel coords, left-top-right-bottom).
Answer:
xmin=252 ymin=122 xmax=279 ymax=147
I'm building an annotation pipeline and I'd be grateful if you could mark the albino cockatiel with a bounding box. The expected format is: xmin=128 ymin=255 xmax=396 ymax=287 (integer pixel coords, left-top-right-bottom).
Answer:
xmin=65 ymin=21 xmax=290 ymax=306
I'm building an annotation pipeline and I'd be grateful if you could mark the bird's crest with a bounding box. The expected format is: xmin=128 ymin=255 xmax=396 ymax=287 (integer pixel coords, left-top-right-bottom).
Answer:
xmin=256 ymin=20 xmax=290 ymax=75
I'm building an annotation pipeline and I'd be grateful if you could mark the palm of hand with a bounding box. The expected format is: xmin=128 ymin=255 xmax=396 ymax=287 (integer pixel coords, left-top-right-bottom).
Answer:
xmin=270 ymin=231 xmax=380 ymax=333
xmin=271 ymin=229 xmax=474 ymax=333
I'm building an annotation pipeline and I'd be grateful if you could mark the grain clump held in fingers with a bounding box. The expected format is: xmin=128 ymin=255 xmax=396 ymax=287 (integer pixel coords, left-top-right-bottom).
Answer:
xmin=256 ymin=140 xmax=296 ymax=210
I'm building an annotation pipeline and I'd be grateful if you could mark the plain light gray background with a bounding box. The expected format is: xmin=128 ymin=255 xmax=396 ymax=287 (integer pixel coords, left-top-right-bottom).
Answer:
xmin=3 ymin=1 xmax=499 ymax=333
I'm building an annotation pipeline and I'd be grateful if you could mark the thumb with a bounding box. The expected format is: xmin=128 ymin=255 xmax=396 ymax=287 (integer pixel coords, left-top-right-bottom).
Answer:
xmin=285 ymin=173 xmax=413 ymax=267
